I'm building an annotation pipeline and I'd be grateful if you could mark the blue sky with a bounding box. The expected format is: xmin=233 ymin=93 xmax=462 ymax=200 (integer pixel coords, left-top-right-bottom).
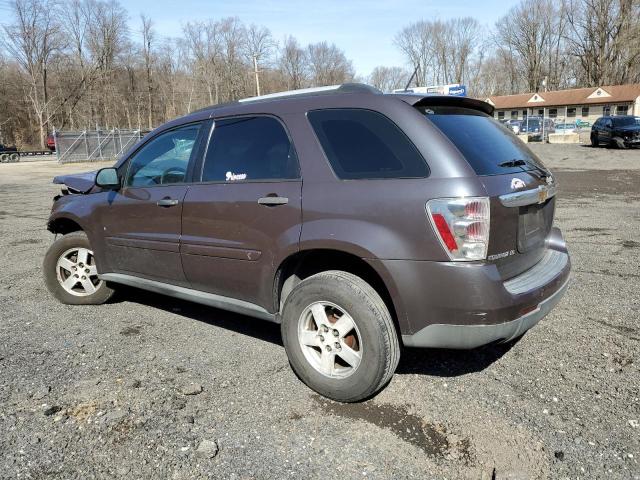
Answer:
xmin=126 ymin=0 xmax=521 ymax=76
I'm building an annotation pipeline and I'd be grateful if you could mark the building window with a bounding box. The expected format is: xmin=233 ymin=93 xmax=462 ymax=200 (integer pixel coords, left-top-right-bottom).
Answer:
xmin=511 ymin=110 xmax=518 ymax=119
xmin=538 ymin=109 xmax=544 ymax=116
xmin=549 ymin=108 xmax=558 ymax=119
xmin=567 ymin=108 xmax=576 ymax=118
xmin=522 ymin=109 xmax=527 ymax=118
xmin=603 ymin=105 xmax=611 ymax=116
xmin=498 ymin=111 xmax=505 ymax=120
xmin=616 ymin=105 xmax=628 ymax=116
xmin=581 ymin=106 xmax=589 ymax=117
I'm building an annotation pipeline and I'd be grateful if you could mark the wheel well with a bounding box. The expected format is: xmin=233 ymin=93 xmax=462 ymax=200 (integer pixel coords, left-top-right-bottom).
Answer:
xmin=275 ymin=249 xmax=399 ymax=331
xmin=48 ymin=217 xmax=83 ymax=235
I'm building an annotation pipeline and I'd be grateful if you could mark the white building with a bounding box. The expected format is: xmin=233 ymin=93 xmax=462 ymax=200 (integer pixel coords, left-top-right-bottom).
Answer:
xmin=485 ymin=84 xmax=640 ymax=124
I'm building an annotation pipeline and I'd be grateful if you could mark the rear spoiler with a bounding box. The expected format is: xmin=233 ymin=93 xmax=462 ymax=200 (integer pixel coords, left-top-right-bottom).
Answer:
xmin=389 ymin=93 xmax=494 ymax=116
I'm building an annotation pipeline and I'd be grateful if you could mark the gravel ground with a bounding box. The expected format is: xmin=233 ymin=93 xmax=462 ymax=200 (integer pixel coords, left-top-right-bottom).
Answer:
xmin=0 ymin=144 xmax=639 ymax=479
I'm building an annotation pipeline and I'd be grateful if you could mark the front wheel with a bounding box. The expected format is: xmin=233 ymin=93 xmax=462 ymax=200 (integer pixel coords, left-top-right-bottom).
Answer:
xmin=590 ymin=134 xmax=598 ymax=147
xmin=613 ymin=136 xmax=627 ymax=149
xmin=43 ymin=231 xmax=114 ymax=305
xmin=281 ymin=271 xmax=400 ymax=402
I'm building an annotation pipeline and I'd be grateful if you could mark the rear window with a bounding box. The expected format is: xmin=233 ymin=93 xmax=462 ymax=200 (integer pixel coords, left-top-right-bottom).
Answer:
xmin=613 ymin=116 xmax=640 ymax=127
xmin=308 ymin=109 xmax=429 ymax=179
xmin=419 ymin=106 xmax=547 ymax=176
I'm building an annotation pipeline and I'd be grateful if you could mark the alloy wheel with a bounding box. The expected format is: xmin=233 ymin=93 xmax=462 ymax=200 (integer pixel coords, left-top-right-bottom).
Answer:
xmin=298 ymin=301 xmax=363 ymax=378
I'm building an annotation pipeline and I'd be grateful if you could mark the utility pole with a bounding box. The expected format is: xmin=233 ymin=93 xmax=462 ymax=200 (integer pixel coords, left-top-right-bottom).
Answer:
xmin=253 ymin=55 xmax=261 ymax=97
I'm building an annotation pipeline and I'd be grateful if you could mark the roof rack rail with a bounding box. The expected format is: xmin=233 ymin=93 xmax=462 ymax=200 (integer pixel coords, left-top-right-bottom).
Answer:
xmin=238 ymin=83 xmax=381 ymax=103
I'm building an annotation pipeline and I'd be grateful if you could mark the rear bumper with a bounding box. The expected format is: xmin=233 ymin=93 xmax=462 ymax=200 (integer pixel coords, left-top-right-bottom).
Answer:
xmin=375 ymin=227 xmax=571 ymax=349
xmin=402 ymin=276 xmax=569 ymax=348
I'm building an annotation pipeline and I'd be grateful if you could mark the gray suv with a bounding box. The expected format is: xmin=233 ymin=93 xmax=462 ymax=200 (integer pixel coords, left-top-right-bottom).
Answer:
xmin=44 ymin=84 xmax=570 ymax=402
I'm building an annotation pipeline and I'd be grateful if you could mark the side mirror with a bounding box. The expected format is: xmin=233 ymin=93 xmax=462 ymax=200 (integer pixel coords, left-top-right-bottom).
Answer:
xmin=95 ymin=168 xmax=120 ymax=189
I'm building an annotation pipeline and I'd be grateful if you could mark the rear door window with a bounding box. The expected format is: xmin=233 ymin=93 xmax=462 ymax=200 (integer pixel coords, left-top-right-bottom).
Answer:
xmin=201 ymin=116 xmax=299 ymax=182
xmin=419 ymin=106 xmax=547 ymax=176
xmin=308 ymin=108 xmax=429 ymax=179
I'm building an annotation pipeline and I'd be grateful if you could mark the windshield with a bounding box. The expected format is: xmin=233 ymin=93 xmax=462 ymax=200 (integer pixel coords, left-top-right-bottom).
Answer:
xmin=418 ymin=106 xmax=548 ymax=176
xmin=613 ymin=116 xmax=640 ymax=127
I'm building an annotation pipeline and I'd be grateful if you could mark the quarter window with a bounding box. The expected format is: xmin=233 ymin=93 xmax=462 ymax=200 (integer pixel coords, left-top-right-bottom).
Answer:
xmin=308 ymin=109 xmax=428 ymax=179
xmin=125 ymin=124 xmax=201 ymax=187
xmin=201 ymin=116 xmax=299 ymax=182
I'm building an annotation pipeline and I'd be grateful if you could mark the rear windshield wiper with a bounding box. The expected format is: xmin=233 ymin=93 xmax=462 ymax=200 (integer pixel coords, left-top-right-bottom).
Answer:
xmin=498 ymin=159 xmax=527 ymax=168
xmin=498 ymin=158 xmax=550 ymax=178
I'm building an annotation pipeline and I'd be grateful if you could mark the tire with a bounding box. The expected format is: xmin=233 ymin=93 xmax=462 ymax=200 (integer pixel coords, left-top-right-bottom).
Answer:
xmin=590 ymin=134 xmax=598 ymax=147
xmin=9 ymin=153 xmax=19 ymax=162
xmin=43 ymin=231 xmax=114 ymax=305
xmin=281 ymin=270 xmax=400 ymax=402
xmin=0 ymin=154 xmax=8 ymax=163
xmin=613 ymin=136 xmax=627 ymax=149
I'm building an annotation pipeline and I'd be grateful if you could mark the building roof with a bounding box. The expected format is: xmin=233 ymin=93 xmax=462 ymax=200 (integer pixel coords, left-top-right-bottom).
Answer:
xmin=486 ymin=84 xmax=640 ymax=109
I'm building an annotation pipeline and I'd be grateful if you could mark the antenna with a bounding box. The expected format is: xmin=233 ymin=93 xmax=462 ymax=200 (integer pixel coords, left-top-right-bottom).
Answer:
xmin=404 ymin=65 xmax=419 ymax=92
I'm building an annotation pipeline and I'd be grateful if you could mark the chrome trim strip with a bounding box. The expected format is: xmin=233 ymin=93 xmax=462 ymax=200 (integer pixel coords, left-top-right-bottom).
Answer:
xmin=99 ymin=273 xmax=277 ymax=322
xmin=504 ymin=249 xmax=568 ymax=295
xmin=499 ymin=183 xmax=557 ymax=207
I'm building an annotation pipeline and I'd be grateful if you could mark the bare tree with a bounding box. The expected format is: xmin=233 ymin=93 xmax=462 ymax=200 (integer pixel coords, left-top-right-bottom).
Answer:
xmin=306 ymin=41 xmax=354 ymax=86
xmin=279 ymin=35 xmax=307 ymax=89
xmin=495 ymin=0 xmax=565 ymax=92
xmin=565 ymin=0 xmax=640 ymax=86
xmin=368 ymin=66 xmax=409 ymax=92
xmin=141 ymin=14 xmax=154 ymax=129
xmin=3 ymin=0 xmax=63 ymax=147
xmin=245 ymin=24 xmax=275 ymax=95
xmin=394 ymin=21 xmax=434 ymax=86
xmin=394 ymin=18 xmax=482 ymax=87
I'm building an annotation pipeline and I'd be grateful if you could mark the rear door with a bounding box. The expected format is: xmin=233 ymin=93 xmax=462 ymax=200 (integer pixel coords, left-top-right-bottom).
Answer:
xmin=180 ymin=116 xmax=302 ymax=311
xmin=95 ymin=123 xmax=203 ymax=284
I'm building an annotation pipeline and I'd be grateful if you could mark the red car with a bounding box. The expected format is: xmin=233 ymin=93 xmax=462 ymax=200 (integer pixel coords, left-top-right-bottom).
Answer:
xmin=46 ymin=133 xmax=56 ymax=151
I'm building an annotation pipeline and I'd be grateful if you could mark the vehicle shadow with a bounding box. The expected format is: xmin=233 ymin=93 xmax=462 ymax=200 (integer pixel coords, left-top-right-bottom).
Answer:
xmin=396 ymin=338 xmax=520 ymax=377
xmin=112 ymin=286 xmax=519 ymax=377
xmin=113 ymin=286 xmax=283 ymax=347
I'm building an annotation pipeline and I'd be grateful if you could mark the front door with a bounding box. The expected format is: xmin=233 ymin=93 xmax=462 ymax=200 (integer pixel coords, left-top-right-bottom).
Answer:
xmin=181 ymin=116 xmax=302 ymax=311
xmin=95 ymin=123 xmax=203 ymax=284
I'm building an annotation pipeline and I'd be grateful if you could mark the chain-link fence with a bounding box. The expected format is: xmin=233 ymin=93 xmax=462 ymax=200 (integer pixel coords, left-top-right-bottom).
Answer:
xmin=55 ymin=129 xmax=146 ymax=164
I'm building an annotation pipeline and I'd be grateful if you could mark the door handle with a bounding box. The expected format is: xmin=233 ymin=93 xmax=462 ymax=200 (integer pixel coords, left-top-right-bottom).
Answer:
xmin=157 ymin=198 xmax=179 ymax=207
xmin=258 ymin=196 xmax=289 ymax=206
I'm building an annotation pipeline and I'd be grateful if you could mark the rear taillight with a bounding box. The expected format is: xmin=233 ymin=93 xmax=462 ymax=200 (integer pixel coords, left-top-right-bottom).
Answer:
xmin=426 ymin=197 xmax=490 ymax=261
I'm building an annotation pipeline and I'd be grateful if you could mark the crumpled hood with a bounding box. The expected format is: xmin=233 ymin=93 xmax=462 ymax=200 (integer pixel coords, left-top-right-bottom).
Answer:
xmin=53 ymin=170 xmax=97 ymax=193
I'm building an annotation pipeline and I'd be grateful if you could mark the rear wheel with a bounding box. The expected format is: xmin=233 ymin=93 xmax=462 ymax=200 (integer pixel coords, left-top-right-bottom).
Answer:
xmin=43 ymin=231 xmax=114 ymax=305
xmin=9 ymin=153 xmax=19 ymax=162
xmin=281 ymin=271 xmax=400 ymax=402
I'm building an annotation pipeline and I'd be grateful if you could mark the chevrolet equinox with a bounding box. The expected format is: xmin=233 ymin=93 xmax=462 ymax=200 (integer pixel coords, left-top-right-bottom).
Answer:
xmin=44 ymin=84 xmax=571 ymax=402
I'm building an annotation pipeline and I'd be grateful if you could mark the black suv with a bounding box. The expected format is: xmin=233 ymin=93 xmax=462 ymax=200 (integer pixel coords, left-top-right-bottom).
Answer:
xmin=591 ymin=115 xmax=640 ymax=148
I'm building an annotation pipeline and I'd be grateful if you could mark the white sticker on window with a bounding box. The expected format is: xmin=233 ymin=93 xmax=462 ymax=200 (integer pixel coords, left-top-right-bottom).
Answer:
xmin=226 ymin=171 xmax=247 ymax=181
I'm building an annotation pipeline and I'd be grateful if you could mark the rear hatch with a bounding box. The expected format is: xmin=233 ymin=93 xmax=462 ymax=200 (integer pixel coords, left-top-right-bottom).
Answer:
xmin=417 ymin=103 xmax=555 ymax=280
